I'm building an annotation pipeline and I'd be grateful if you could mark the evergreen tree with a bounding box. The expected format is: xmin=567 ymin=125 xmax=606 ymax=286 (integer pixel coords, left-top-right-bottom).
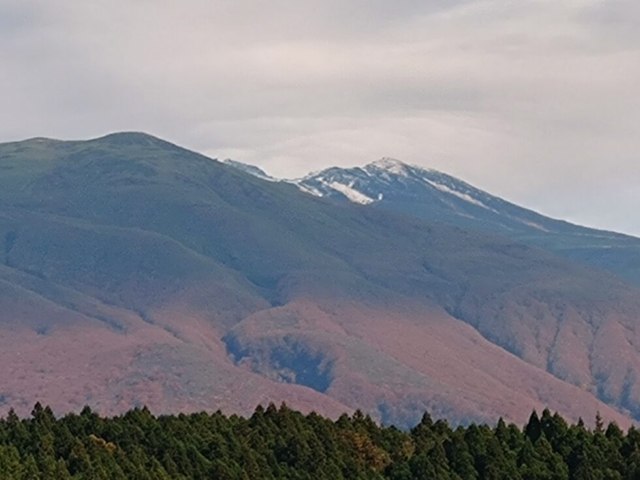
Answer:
xmin=0 ymin=404 xmax=638 ymax=479
xmin=525 ymin=411 xmax=542 ymax=444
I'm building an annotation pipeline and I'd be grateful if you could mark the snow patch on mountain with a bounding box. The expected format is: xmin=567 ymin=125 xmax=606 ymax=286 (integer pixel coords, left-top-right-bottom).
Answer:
xmin=297 ymin=183 xmax=324 ymax=197
xmin=422 ymin=177 xmax=498 ymax=213
xmin=326 ymin=181 xmax=376 ymax=205
xmin=519 ymin=220 xmax=551 ymax=232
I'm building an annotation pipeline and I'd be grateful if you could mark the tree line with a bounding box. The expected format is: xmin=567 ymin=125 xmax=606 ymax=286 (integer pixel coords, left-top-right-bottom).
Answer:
xmin=0 ymin=402 xmax=638 ymax=479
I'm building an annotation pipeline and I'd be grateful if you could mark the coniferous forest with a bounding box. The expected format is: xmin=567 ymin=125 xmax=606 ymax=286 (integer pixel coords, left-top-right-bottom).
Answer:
xmin=0 ymin=404 xmax=639 ymax=479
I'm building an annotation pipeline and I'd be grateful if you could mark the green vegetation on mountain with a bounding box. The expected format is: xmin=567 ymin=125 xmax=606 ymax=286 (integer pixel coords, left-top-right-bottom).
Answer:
xmin=1 ymin=403 xmax=639 ymax=479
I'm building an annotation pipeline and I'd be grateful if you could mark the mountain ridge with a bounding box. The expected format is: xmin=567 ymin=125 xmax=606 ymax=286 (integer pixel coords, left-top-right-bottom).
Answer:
xmin=226 ymin=157 xmax=640 ymax=286
xmin=295 ymin=157 xmax=634 ymax=237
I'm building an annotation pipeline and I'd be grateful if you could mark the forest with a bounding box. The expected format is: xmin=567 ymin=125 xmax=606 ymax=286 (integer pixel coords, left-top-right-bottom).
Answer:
xmin=0 ymin=402 xmax=638 ymax=479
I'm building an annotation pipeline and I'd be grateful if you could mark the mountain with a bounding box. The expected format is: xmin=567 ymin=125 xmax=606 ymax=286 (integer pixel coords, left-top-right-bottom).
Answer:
xmin=288 ymin=158 xmax=640 ymax=286
xmin=1 ymin=133 xmax=640 ymax=428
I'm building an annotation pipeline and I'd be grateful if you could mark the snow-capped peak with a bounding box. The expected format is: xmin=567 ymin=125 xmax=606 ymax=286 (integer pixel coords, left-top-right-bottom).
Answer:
xmin=222 ymin=156 xmax=497 ymax=212
xmin=365 ymin=158 xmax=411 ymax=176
xmin=371 ymin=157 xmax=405 ymax=168
xmin=220 ymin=156 xmax=583 ymax=238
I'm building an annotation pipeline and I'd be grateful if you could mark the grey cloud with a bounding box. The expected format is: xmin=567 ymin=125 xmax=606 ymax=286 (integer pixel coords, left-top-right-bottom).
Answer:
xmin=1 ymin=0 xmax=639 ymax=235
xmin=0 ymin=2 xmax=38 ymax=34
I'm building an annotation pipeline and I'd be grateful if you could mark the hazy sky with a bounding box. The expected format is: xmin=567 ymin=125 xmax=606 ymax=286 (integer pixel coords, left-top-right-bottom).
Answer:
xmin=1 ymin=0 xmax=639 ymax=235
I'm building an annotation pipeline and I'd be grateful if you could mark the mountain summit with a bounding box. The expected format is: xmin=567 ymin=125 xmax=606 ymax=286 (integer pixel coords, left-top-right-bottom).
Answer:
xmin=295 ymin=158 xmax=509 ymax=212
xmin=229 ymin=158 xmax=640 ymax=286
xmin=294 ymin=158 xmax=598 ymax=234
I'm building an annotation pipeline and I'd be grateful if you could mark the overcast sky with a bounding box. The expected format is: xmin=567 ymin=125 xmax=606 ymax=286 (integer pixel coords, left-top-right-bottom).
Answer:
xmin=1 ymin=0 xmax=639 ymax=235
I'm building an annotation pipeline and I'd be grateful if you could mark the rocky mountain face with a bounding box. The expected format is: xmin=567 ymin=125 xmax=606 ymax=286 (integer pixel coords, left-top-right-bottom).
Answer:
xmin=1 ymin=134 xmax=639 ymax=428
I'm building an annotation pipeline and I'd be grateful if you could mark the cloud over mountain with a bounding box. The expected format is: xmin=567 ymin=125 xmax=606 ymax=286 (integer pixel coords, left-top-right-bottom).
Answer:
xmin=1 ymin=0 xmax=640 ymax=234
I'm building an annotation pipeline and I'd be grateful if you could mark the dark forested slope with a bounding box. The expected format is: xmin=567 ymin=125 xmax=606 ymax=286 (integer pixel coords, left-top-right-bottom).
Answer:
xmin=0 ymin=404 xmax=638 ymax=479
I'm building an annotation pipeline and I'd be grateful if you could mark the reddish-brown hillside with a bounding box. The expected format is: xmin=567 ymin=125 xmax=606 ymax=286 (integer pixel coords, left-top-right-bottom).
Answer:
xmin=0 ymin=132 xmax=638 ymax=428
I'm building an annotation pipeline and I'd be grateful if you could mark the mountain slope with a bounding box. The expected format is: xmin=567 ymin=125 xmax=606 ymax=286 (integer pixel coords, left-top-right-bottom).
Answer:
xmin=222 ymin=159 xmax=276 ymax=181
xmin=1 ymin=133 xmax=640 ymax=427
xmin=289 ymin=158 xmax=640 ymax=285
